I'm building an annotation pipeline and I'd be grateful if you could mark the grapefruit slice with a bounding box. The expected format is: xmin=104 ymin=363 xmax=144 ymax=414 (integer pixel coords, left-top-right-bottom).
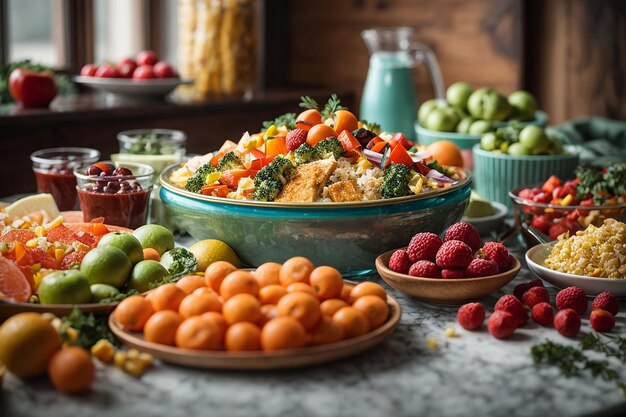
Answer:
xmin=0 ymin=257 xmax=32 ymax=302
xmin=4 ymin=194 xmax=60 ymax=222
xmin=0 ymin=229 xmax=37 ymax=244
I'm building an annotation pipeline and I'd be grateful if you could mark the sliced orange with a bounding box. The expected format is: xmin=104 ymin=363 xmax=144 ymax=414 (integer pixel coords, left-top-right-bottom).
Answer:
xmin=0 ymin=257 xmax=32 ymax=302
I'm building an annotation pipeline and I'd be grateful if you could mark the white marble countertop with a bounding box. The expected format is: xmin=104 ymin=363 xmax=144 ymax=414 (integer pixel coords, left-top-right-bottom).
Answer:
xmin=2 ymin=242 xmax=626 ymax=417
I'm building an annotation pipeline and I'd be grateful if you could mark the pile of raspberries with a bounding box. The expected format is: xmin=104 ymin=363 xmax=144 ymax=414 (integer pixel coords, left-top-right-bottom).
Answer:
xmin=388 ymin=222 xmax=514 ymax=278
xmin=457 ymin=281 xmax=619 ymax=339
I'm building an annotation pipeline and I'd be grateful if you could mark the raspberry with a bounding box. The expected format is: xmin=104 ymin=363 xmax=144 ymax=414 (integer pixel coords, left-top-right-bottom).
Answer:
xmin=457 ymin=303 xmax=485 ymax=330
xmin=388 ymin=249 xmax=411 ymax=274
xmin=465 ymin=258 xmax=499 ymax=278
xmin=480 ymin=242 xmax=511 ymax=271
xmin=513 ymin=279 xmax=544 ymax=301
xmin=441 ymin=268 xmax=465 ymax=279
xmin=487 ymin=310 xmax=516 ymax=339
xmin=531 ymin=302 xmax=553 ymax=326
xmin=494 ymin=295 xmax=528 ymax=327
xmin=408 ymin=260 xmax=441 ymax=278
xmin=435 ymin=240 xmax=473 ymax=269
xmin=522 ymin=286 xmax=550 ymax=308
xmin=555 ymin=286 xmax=588 ymax=315
xmin=407 ymin=232 xmax=442 ymax=263
xmin=591 ymin=292 xmax=619 ymax=316
xmin=444 ymin=222 xmax=482 ymax=253
xmin=554 ymin=308 xmax=581 ymax=337
xmin=590 ymin=309 xmax=616 ymax=332
xmin=285 ymin=128 xmax=308 ymax=152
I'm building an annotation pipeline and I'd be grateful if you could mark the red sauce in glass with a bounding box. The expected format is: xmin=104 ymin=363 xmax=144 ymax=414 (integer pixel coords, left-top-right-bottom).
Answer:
xmin=34 ymin=169 xmax=79 ymax=211
xmin=77 ymin=188 xmax=151 ymax=229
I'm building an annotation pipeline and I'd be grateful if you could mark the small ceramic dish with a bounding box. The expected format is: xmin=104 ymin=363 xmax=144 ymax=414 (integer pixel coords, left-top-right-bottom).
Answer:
xmin=525 ymin=243 xmax=626 ymax=297
xmin=375 ymin=248 xmax=521 ymax=304
xmin=73 ymin=76 xmax=193 ymax=100
xmin=461 ymin=201 xmax=509 ymax=235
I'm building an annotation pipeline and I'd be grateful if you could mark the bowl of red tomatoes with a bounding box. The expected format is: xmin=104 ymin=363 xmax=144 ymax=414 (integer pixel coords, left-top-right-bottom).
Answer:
xmin=509 ymin=164 xmax=626 ymax=246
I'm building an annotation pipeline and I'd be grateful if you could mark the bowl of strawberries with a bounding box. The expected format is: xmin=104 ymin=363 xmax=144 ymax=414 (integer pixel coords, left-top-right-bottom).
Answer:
xmin=509 ymin=164 xmax=626 ymax=246
xmin=375 ymin=222 xmax=521 ymax=304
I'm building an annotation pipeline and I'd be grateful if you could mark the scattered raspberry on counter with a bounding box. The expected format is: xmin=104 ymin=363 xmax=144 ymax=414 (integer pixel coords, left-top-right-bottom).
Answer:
xmin=488 ymin=310 xmax=517 ymax=339
xmin=388 ymin=249 xmax=411 ymax=274
xmin=513 ymin=279 xmax=544 ymax=301
xmin=457 ymin=302 xmax=485 ymax=330
xmin=408 ymin=260 xmax=441 ymax=278
xmin=494 ymin=295 xmax=528 ymax=328
xmin=531 ymin=302 xmax=554 ymax=326
xmin=591 ymin=292 xmax=619 ymax=317
xmin=435 ymin=240 xmax=473 ymax=269
xmin=522 ymin=286 xmax=550 ymax=308
xmin=555 ymin=286 xmax=588 ymax=315
xmin=554 ymin=308 xmax=581 ymax=337
xmin=590 ymin=309 xmax=615 ymax=332
xmin=407 ymin=232 xmax=442 ymax=263
xmin=444 ymin=222 xmax=482 ymax=253
xmin=465 ymin=258 xmax=499 ymax=278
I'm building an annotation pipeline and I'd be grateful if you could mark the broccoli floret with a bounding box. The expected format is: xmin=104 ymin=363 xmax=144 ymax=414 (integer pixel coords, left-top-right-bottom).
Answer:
xmin=216 ymin=151 xmax=244 ymax=171
xmin=315 ymin=137 xmax=344 ymax=160
xmin=380 ymin=163 xmax=412 ymax=199
xmin=254 ymin=156 xmax=296 ymax=187
xmin=185 ymin=163 xmax=216 ymax=193
xmin=293 ymin=143 xmax=320 ymax=165
xmin=252 ymin=179 xmax=282 ymax=201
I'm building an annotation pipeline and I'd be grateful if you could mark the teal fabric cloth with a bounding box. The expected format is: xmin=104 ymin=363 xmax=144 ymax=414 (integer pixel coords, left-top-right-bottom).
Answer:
xmin=549 ymin=117 xmax=626 ymax=164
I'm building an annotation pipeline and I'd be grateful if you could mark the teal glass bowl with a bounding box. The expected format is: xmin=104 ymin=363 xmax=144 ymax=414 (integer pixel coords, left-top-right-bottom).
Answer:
xmin=159 ymin=166 xmax=472 ymax=277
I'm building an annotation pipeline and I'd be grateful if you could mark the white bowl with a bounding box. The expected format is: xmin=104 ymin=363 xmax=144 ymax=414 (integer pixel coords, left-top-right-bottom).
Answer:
xmin=525 ymin=243 xmax=626 ymax=297
xmin=461 ymin=201 xmax=508 ymax=235
xmin=73 ymin=76 xmax=193 ymax=99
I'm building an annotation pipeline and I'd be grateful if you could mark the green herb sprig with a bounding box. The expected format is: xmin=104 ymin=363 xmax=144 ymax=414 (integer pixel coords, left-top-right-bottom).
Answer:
xmin=299 ymin=94 xmax=347 ymax=120
xmin=262 ymin=112 xmax=297 ymax=131
xmin=61 ymin=307 xmax=119 ymax=349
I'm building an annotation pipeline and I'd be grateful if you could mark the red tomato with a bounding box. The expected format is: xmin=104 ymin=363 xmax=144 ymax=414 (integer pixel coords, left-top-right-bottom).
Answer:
xmin=8 ymin=68 xmax=57 ymax=108
xmin=116 ymin=58 xmax=137 ymax=78
xmin=80 ymin=64 xmax=97 ymax=77
xmin=153 ymin=61 xmax=177 ymax=78
xmin=132 ymin=65 xmax=156 ymax=80
xmin=136 ymin=50 xmax=158 ymax=66
xmin=95 ymin=64 xmax=119 ymax=78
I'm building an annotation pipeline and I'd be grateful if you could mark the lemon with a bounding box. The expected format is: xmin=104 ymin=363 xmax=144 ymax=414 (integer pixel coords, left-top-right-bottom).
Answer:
xmin=189 ymin=239 xmax=240 ymax=272
xmin=5 ymin=194 xmax=60 ymax=222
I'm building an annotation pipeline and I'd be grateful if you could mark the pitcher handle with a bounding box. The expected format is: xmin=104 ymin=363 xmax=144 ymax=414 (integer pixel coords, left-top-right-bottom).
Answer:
xmin=413 ymin=44 xmax=446 ymax=101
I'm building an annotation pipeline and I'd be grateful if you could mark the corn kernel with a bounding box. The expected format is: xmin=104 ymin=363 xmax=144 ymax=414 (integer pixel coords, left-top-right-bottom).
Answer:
xmin=91 ymin=339 xmax=116 ymax=364
xmin=137 ymin=352 xmax=153 ymax=368
xmin=25 ymin=238 xmax=38 ymax=248
xmin=124 ymin=361 xmax=145 ymax=377
xmin=114 ymin=351 xmax=127 ymax=369
xmin=34 ymin=226 xmax=45 ymax=237
xmin=444 ymin=327 xmax=457 ymax=337
xmin=426 ymin=337 xmax=438 ymax=350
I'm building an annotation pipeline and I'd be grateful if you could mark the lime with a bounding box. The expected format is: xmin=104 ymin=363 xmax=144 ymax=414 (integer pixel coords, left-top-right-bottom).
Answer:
xmin=90 ymin=284 xmax=120 ymax=302
xmin=80 ymin=246 xmax=132 ymax=289
xmin=127 ymin=260 xmax=169 ymax=293
xmin=188 ymin=239 xmax=240 ymax=272
xmin=98 ymin=232 xmax=144 ymax=265
xmin=456 ymin=116 xmax=476 ymax=134
xmin=132 ymin=224 xmax=175 ymax=256
xmin=38 ymin=270 xmax=92 ymax=304
xmin=480 ymin=132 xmax=499 ymax=151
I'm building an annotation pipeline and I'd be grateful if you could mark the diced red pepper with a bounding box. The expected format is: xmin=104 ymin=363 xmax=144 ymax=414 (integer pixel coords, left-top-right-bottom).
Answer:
xmin=249 ymin=156 xmax=275 ymax=171
xmin=201 ymin=184 xmax=230 ymax=197
xmin=220 ymin=169 xmax=251 ymax=187
xmin=389 ymin=143 xmax=414 ymax=167
xmin=337 ymin=130 xmax=362 ymax=152
xmin=414 ymin=162 xmax=430 ymax=176
xmin=393 ymin=132 xmax=414 ymax=149
xmin=370 ymin=141 xmax=388 ymax=154
xmin=366 ymin=136 xmax=384 ymax=150
xmin=211 ymin=151 xmax=226 ymax=168
xmin=541 ymin=175 xmax=561 ymax=194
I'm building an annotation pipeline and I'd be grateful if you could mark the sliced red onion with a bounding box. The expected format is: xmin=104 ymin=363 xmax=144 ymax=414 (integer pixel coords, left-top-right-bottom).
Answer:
xmin=363 ymin=148 xmax=383 ymax=166
xmin=409 ymin=150 xmax=431 ymax=163
xmin=426 ymin=169 xmax=456 ymax=183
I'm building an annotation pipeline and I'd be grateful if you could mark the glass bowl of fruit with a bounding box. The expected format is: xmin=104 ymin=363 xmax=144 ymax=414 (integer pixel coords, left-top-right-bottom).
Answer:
xmin=509 ymin=164 xmax=626 ymax=247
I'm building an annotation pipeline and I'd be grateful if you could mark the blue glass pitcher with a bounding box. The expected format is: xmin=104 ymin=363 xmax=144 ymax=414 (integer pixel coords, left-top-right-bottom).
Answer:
xmin=360 ymin=27 xmax=445 ymax=139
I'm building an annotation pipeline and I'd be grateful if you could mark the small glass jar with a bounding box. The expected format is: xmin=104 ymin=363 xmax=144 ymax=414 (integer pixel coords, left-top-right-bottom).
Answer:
xmin=74 ymin=161 xmax=155 ymax=229
xmin=31 ymin=147 xmax=100 ymax=211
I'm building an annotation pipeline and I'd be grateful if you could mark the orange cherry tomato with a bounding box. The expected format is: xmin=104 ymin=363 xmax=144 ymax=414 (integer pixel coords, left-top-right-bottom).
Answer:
xmin=333 ymin=110 xmax=358 ymax=134
xmin=295 ymin=109 xmax=322 ymax=131
xmin=306 ymin=124 xmax=338 ymax=147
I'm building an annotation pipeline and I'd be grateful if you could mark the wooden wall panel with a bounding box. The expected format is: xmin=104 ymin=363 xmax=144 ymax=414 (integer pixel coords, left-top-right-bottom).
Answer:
xmin=287 ymin=0 xmax=523 ymax=108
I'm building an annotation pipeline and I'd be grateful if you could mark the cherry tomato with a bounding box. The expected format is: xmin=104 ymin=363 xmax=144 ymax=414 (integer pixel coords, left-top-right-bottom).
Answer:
xmin=295 ymin=109 xmax=322 ymax=131
xmin=94 ymin=64 xmax=119 ymax=78
xmin=132 ymin=65 xmax=156 ymax=80
xmin=153 ymin=61 xmax=178 ymax=78
xmin=80 ymin=64 xmax=97 ymax=77
xmin=136 ymin=50 xmax=158 ymax=66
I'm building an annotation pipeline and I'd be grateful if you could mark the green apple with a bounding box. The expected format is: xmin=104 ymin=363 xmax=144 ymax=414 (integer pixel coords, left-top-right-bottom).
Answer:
xmin=80 ymin=246 xmax=132 ymax=289
xmin=446 ymin=82 xmax=473 ymax=110
xmin=508 ymin=90 xmax=537 ymax=121
xmin=418 ymin=99 xmax=440 ymax=126
xmin=424 ymin=107 xmax=459 ymax=132
xmin=507 ymin=142 xmax=530 ymax=156
xmin=132 ymin=224 xmax=175 ymax=256
xmin=468 ymin=120 xmax=492 ymax=135
xmin=456 ymin=116 xmax=476 ymax=133
xmin=480 ymin=132 xmax=499 ymax=151
xmin=98 ymin=232 xmax=144 ymax=265
xmin=519 ymin=125 xmax=549 ymax=154
xmin=467 ymin=88 xmax=512 ymax=121
xmin=127 ymin=260 xmax=169 ymax=293
xmin=38 ymin=270 xmax=92 ymax=304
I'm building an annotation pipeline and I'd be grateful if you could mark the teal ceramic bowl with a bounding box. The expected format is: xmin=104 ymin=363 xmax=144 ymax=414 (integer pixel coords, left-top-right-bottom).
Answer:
xmin=473 ymin=144 xmax=579 ymax=210
xmin=159 ymin=166 xmax=471 ymax=277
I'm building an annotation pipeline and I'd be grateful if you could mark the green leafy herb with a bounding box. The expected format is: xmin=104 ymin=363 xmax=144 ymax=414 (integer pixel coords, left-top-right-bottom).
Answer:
xmin=360 ymin=119 xmax=382 ymax=135
xmin=299 ymin=95 xmax=319 ymax=110
xmin=299 ymin=94 xmax=347 ymax=119
xmin=574 ymin=164 xmax=626 ymax=204
xmin=580 ymin=332 xmax=626 ymax=362
xmin=160 ymin=247 xmax=197 ymax=276
xmin=99 ymin=289 xmax=139 ymax=305
xmin=262 ymin=112 xmax=297 ymax=131
xmin=61 ymin=307 xmax=119 ymax=349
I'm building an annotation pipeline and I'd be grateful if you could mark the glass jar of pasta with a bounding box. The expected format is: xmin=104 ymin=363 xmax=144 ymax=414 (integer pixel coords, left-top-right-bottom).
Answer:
xmin=178 ymin=0 xmax=256 ymax=99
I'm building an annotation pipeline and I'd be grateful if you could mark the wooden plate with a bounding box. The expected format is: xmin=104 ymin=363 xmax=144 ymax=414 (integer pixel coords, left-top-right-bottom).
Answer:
xmin=109 ymin=293 xmax=401 ymax=370
xmin=376 ymin=248 xmax=521 ymax=304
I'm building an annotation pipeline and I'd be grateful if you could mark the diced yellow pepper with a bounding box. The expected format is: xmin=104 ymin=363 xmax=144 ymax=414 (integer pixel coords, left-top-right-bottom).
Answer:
xmin=205 ymin=172 xmax=222 ymax=185
xmin=265 ymin=125 xmax=277 ymax=137
xmin=25 ymin=238 xmax=38 ymax=248
xmin=91 ymin=339 xmax=116 ymax=364
xmin=124 ymin=361 xmax=145 ymax=377
xmin=55 ymin=248 xmax=65 ymax=263
xmin=137 ymin=352 xmax=153 ymax=368
xmin=561 ymin=194 xmax=574 ymax=206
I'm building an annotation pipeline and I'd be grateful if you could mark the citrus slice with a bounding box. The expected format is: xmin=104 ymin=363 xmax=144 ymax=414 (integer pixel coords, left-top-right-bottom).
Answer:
xmin=0 ymin=257 xmax=33 ymax=302
xmin=4 ymin=194 xmax=60 ymax=222
xmin=0 ymin=229 xmax=37 ymax=244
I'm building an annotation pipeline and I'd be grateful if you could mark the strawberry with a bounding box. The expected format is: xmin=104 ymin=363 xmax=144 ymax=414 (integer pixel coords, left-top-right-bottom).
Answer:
xmin=555 ymin=286 xmax=587 ymax=315
xmin=590 ymin=309 xmax=615 ymax=332
xmin=494 ymin=295 xmax=528 ymax=327
xmin=554 ymin=308 xmax=581 ymax=337
xmin=465 ymin=258 xmax=499 ymax=277
xmin=479 ymin=242 xmax=510 ymax=271
xmin=441 ymin=268 xmax=466 ymax=279
xmin=285 ymin=128 xmax=308 ymax=152
xmin=457 ymin=303 xmax=485 ymax=330
xmin=530 ymin=215 xmax=553 ymax=234
xmin=406 ymin=232 xmax=443 ymax=263
xmin=591 ymin=292 xmax=619 ymax=316
xmin=522 ymin=286 xmax=549 ymax=308
xmin=435 ymin=240 xmax=473 ymax=269
xmin=388 ymin=249 xmax=411 ymax=274
xmin=531 ymin=302 xmax=553 ymax=326
xmin=408 ymin=260 xmax=441 ymax=278
xmin=513 ymin=279 xmax=544 ymax=301
xmin=444 ymin=222 xmax=482 ymax=253
xmin=488 ymin=310 xmax=516 ymax=339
